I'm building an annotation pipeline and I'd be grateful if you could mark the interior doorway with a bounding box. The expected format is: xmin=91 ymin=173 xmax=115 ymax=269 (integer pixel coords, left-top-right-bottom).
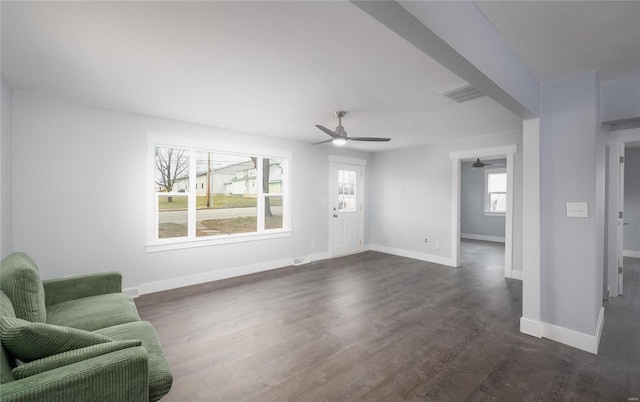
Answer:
xmin=450 ymin=145 xmax=517 ymax=279
xmin=606 ymin=128 xmax=640 ymax=298
xmin=459 ymin=158 xmax=508 ymax=270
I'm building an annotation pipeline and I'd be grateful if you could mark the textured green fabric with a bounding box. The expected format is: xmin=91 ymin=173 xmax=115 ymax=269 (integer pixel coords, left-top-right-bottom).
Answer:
xmin=43 ymin=272 xmax=122 ymax=307
xmin=0 ymin=291 xmax=17 ymax=383
xmin=1 ymin=345 xmax=15 ymax=384
xmin=0 ymin=346 xmax=149 ymax=402
xmin=96 ymin=321 xmax=173 ymax=402
xmin=0 ymin=317 xmax=112 ymax=362
xmin=47 ymin=292 xmax=141 ymax=331
xmin=12 ymin=339 xmax=142 ymax=379
xmin=0 ymin=291 xmax=16 ymax=319
xmin=0 ymin=253 xmax=47 ymax=323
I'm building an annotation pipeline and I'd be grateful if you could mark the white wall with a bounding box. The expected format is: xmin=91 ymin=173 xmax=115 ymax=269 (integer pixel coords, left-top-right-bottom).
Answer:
xmin=1 ymin=77 xmax=13 ymax=259
xmin=601 ymin=75 xmax=640 ymax=123
xmin=460 ymin=160 xmax=506 ymax=240
xmin=11 ymin=93 xmax=371 ymax=290
xmin=624 ymin=147 xmax=640 ymax=253
xmin=369 ymin=130 xmax=522 ymax=268
xmin=540 ymin=72 xmax=603 ymax=336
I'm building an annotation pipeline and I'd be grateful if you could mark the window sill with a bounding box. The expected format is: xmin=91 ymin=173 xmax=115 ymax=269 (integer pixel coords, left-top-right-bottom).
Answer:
xmin=146 ymin=230 xmax=292 ymax=253
xmin=484 ymin=211 xmax=506 ymax=217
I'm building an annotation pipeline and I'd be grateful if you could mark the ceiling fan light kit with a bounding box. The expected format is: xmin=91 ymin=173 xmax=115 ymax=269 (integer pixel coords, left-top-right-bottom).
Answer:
xmin=314 ymin=111 xmax=391 ymax=146
xmin=472 ymin=158 xmax=485 ymax=169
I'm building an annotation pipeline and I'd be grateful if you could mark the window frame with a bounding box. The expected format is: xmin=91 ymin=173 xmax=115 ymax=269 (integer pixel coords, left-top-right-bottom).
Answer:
xmin=146 ymin=133 xmax=292 ymax=252
xmin=484 ymin=168 xmax=507 ymax=216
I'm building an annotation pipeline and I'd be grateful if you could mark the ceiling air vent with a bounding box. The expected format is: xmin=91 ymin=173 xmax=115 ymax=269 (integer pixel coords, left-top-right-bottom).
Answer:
xmin=439 ymin=83 xmax=485 ymax=103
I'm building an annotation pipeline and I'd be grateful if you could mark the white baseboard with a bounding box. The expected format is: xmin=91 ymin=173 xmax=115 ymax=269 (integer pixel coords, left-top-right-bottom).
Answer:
xmin=132 ymin=257 xmax=294 ymax=296
xmin=520 ymin=317 xmax=542 ymax=338
xmin=461 ymin=233 xmax=505 ymax=243
xmin=623 ymin=249 xmax=640 ymax=258
xmin=309 ymin=251 xmax=332 ymax=263
xmin=124 ymin=251 xmax=335 ymax=297
xmin=510 ymin=269 xmax=523 ymax=280
xmin=521 ymin=308 xmax=605 ymax=354
xmin=369 ymin=244 xmax=455 ymax=267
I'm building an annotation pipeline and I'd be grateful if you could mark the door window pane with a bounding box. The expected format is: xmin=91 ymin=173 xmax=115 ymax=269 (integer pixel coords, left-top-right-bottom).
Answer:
xmin=338 ymin=169 xmax=356 ymax=212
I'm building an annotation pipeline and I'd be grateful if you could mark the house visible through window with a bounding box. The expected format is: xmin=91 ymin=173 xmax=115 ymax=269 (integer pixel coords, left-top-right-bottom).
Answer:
xmin=151 ymin=143 xmax=290 ymax=248
xmin=485 ymin=168 xmax=507 ymax=215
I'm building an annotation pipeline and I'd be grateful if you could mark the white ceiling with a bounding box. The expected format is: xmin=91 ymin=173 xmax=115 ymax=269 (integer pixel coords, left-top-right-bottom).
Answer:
xmin=475 ymin=1 xmax=640 ymax=83
xmin=2 ymin=1 xmax=638 ymax=152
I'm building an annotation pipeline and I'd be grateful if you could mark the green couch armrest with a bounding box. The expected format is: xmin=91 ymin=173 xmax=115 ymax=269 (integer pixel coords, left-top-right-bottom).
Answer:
xmin=0 ymin=346 xmax=149 ymax=402
xmin=43 ymin=272 xmax=122 ymax=306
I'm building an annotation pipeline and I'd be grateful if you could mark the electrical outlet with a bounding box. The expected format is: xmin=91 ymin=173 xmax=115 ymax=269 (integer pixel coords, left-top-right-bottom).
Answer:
xmin=424 ymin=238 xmax=428 ymax=244
xmin=435 ymin=242 xmax=440 ymax=250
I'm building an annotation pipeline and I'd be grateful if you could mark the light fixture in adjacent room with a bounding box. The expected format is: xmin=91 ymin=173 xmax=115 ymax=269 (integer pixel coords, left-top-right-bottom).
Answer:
xmin=472 ymin=158 xmax=486 ymax=169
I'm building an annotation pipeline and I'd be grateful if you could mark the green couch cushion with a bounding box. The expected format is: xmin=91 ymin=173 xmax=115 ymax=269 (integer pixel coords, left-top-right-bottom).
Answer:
xmin=0 ymin=253 xmax=47 ymax=323
xmin=46 ymin=292 xmax=141 ymax=332
xmin=0 ymin=290 xmax=16 ymax=319
xmin=12 ymin=339 xmax=142 ymax=379
xmin=0 ymin=291 xmax=17 ymax=383
xmin=95 ymin=321 xmax=173 ymax=402
xmin=0 ymin=317 xmax=113 ymax=362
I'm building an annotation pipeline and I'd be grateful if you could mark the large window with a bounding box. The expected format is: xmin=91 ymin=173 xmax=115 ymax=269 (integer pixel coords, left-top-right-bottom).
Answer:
xmin=149 ymin=139 xmax=290 ymax=250
xmin=484 ymin=168 xmax=507 ymax=215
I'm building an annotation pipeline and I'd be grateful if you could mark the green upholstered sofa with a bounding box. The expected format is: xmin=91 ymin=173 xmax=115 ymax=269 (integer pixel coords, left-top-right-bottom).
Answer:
xmin=0 ymin=252 xmax=172 ymax=402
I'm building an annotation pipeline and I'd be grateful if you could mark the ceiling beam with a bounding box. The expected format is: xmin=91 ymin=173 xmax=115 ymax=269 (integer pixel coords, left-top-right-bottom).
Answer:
xmin=351 ymin=0 xmax=539 ymax=119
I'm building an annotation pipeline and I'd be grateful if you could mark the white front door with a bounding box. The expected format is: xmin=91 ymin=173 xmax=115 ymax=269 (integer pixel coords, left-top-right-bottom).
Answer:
xmin=331 ymin=163 xmax=363 ymax=257
xmin=618 ymin=142 xmax=625 ymax=294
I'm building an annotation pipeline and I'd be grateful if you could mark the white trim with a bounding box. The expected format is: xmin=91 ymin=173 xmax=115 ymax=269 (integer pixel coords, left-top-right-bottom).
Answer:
xmin=328 ymin=156 xmax=366 ymax=258
xmin=521 ymin=118 xmax=541 ymax=333
xmin=624 ymin=250 xmax=640 ymax=258
xmin=519 ymin=317 xmax=542 ymax=338
xmin=484 ymin=211 xmax=506 ymax=217
xmin=124 ymin=251 xmax=333 ymax=297
xmin=594 ymin=307 xmax=605 ymax=354
xmin=328 ymin=155 xmax=368 ymax=166
xmin=510 ymin=270 xmax=523 ymax=280
xmin=369 ymin=244 xmax=456 ymax=267
xmin=451 ymin=158 xmax=461 ymax=267
xmin=606 ymin=128 xmax=640 ymax=297
xmin=146 ymin=230 xmax=292 ymax=253
xmin=450 ymin=145 xmax=518 ymax=161
xmin=450 ymin=144 xmax=517 ymax=278
xmin=520 ymin=308 xmax=605 ymax=354
xmin=541 ymin=307 xmax=605 ymax=354
xmin=146 ymin=133 xmax=292 ymax=251
xmin=460 ymin=233 xmax=505 ymax=243
xmin=135 ymin=257 xmax=294 ymax=296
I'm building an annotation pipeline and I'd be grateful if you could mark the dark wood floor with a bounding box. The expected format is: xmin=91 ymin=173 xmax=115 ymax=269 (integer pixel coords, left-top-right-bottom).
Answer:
xmin=136 ymin=240 xmax=639 ymax=401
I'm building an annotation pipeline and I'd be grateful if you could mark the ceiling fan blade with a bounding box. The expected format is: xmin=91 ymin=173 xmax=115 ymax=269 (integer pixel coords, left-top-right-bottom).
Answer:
xmin=313 ymin=139 xmax=334 ymax=145
xmin=315 ymin=125 xmax=337 ymax=138
xmin=348 ymin=137 xmax=391 ymax=142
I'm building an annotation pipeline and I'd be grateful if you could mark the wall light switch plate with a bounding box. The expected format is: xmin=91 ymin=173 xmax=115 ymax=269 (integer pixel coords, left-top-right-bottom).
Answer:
xmin=566 ymin=202 xmax=589 ymax=218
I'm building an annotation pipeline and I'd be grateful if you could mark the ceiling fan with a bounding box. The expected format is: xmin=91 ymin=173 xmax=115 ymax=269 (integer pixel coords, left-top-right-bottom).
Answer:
xmin=472 ymin=158 xmax=505 ymax=169
xmin=315 ymin=111 xmax=391 ymax=146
